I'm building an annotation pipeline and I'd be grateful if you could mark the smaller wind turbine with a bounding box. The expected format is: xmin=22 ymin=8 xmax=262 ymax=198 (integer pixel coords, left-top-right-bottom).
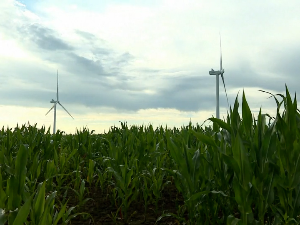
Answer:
xmin=209 ymin=35 xmax=229 ymax=119
xmin=46 ymin=70 xmax=74 ymax=134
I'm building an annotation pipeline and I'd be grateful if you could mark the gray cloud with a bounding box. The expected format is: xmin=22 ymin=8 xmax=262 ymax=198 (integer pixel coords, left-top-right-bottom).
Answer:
xmin=0 ymin=53 xmax=250 ymax=114
xmin=1 ymin=56 xmax=291 ymax=118
xmin=92 ymin=47 xmax=112 ymax=57
xmin=64 ymin=53 xmax=106 ymax=76
xmin=155 ymin=75 xmax=218 ymax=111
xmin=75 ymin=30 xmax=97 ymax=41
xmin=55 ymin=51 xmax=134 ymax=78
xmin=1 ymin=46 xmax=292 ymax=116
xmin=2 ymin=0 xmax=299 ymax=119
xmin=13 ymin=23 xmax=134 ymax=79
xmin=23 ymin=24 xmax=73 ymax=51
xmin=57 ymin=72 xmax=219 ymax=112
xmin=134 ymin=68 xmax=161 ymax=74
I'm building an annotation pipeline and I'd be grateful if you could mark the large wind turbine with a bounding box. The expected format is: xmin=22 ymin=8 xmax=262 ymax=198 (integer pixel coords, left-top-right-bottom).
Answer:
xmin=209 ymin=36 xmax=229 ymax=119
xmin=46 ymin=71 xmax=74 ymax=134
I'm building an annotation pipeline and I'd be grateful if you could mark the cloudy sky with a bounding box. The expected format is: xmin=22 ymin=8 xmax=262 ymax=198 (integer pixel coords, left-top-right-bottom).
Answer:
xmin=0 ymin=0 xmax=299 ymax=134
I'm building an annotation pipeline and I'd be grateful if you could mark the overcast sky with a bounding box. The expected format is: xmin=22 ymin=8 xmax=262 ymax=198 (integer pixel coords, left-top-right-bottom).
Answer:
xmin=1 ymin=0 xmax=300 ymax=133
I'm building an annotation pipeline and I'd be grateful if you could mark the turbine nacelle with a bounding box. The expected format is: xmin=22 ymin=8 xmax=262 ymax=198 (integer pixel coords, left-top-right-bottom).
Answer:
xmin=209 ymin=69 xmax=224 ymax=75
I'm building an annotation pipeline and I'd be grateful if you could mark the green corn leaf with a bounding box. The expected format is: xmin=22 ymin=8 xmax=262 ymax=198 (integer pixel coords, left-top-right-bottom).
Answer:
xmin=0 ymin=150 xmax=4 ymax=168
xmin=4 ymin=165 xmax=14 ymax=176
xmin=285 ymin=85 xmax=296 ymax=132
xmin=87 ymin=159 xmax=95 ymax=184
xmin=7 ymin=176 xmax=21 ymax=210
xmin=44 ymin=191 xmax=57 ymax=212
xmin=64 ymin=206 xmax=76 ymax=219
xmin=191 ymin=149 xmax=201 ymax=181
xmin=187 ymin=190 xmax=210 ymax=202
xmin=242 ymin=91 xmax=253 ymax=136
xmin=53 ymin=201 xmax=68 ymax=225
xmin=125 ymin=168 xmax=133 ymax=188
xmin=222 ymin=154 xmax=240 ymax=177
xmin=183 ymin=143 xmax=191 ymax=175
xmin=13 ymin=194 xmax=33 ymax=225
xmin=79 ymin=180 xmax=85 ymax=198
xmin=232 ymin=133 xmax=251 ymax=187
xmin=192 ymin=130 xmax=218 ymax=148
xmin=66 ymin=148 xmax=77 ymax=162
xmin=259 ymin=89 xmax=282 ymax=110
xmin=46 ymin=160 xmax=56 ymax=179
xmin=209 ymin=118 xmax=232 ymax=133
xmin=168 ymin=138 xmax=184 ymax=169
xmin=232 ymin=177 xmax=244 ymax=207
xmin=0 ymin=170 xmax=7 ymax=209
xmin=227 ymin=215 xmax=241 ymax=225
xmin=15 ymin=144 xmax=28 ymax=197
xmin=231 ymin=94 xmax=241 ymax=133
xmin=34 ymin=182 xmax=46 ymax=224
xmin=107 ymin=167 xmax=124 ymax=190
xmin=38 ymin=207 xmax=52 ymax=225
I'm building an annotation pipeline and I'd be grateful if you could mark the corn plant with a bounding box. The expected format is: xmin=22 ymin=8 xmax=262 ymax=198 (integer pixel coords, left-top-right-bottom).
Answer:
xmin=167 ymin=130 xmax=212 ymax=223
xmin=71 ymin=179 xmax=93 ymax=208
xmin=87 ymin=159 xmax=96 ymax=186
xmin=265 ymin=87 xmax=300 ymax=224
xmin=107 ymin=161 xmax=139 ymax=222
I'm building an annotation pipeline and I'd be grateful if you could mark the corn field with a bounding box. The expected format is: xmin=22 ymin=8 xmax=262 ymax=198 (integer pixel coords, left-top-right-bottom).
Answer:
xmin=1 ymin=86 xmax=300 ymax=224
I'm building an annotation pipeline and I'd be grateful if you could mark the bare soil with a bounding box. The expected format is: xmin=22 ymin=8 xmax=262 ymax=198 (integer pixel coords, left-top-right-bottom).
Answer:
xmin=64 ymin=183 xmax=186 ymax=225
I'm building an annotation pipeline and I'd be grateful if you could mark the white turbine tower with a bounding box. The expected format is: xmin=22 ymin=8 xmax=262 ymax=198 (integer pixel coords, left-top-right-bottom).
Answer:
xmin=46 ymin=71 xmax=74 ymax=134
xmin=209 ymin=36 xmax=229 ymax=119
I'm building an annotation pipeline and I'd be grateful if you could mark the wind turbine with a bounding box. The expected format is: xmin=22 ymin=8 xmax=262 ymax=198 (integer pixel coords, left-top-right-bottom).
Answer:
xmin=46 ymin=70 xmax=74 ymax=134
xmin=209 ymin=35 xmax=229 ymax=119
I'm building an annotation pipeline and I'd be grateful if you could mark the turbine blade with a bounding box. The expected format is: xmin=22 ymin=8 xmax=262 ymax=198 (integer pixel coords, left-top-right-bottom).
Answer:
xmin=58 ymin=102 xmax=74 ymax=119
xmin=57 ymin=70 xmax=59 ymax=101
xmin=220 ymin=34 xmax=222 ymax=71
xmin=221 ymin=74 xmax=229 ymax=108
xmin=45 ymin=104 xmax=56 ymax=116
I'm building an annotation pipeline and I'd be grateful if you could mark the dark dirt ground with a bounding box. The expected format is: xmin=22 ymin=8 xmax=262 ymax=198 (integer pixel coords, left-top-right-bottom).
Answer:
xmin=63 ymin=183 xmax=186 ymax=225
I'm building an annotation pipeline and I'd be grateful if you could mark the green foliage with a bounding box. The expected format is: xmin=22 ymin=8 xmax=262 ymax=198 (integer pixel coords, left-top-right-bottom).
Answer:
xmin=0 ymin=86 xmax=300 ymax=224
